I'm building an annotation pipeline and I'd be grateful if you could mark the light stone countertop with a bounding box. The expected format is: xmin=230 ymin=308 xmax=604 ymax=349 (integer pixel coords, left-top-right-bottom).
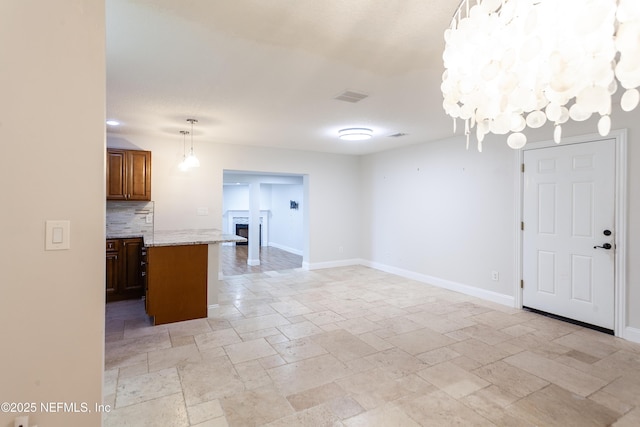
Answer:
xmin=144 ymin=229 xmax=247 ymax=247
xmin=107 ymin=229 xmax=246 ymax=247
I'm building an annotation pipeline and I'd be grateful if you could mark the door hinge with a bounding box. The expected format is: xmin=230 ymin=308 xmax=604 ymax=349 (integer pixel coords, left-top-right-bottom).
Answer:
xmin=521 ymin=222 xmax=524 ymax=231
xmin=520 ymin=280 xmax=524 ymax=289
xmin=521 ymin=163 xmax=525 ymax=173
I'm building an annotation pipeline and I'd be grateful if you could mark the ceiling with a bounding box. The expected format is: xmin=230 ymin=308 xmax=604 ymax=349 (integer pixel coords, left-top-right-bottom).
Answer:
xmin=106 ymin=0 xmax=461 ymax=155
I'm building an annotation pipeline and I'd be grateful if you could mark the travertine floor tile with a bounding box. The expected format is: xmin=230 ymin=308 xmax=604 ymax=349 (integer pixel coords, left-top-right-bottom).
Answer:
xmin=504 ymin=351 xmax=607 ymax=396
xmin=507 ymin=384 xmax=618 ymax=427
xmin=221 ymin=384 xmax=294 ymax=426
xmin=224 ymin=338 xmax=277 ymax=364
xmin=613 ymin=407 xmax=640 ymax=427
xmin=286 ymin=382 xmax=347 ymax=411
xmin=116 ymin=368 xmax=182 ymax=408
xmin=178 ymin=356 xmax=245 ymax=405
xmin=231 ymin=313 xmax=290 ymax=334
xmin=311 ymin=330 xmax=378 ymax=362
xmin=187 ymin=399 xmax=224 ymax=425
xmin=472 ymin=360 xmax=549 ymax=398
xmin=417 ymin=361 xmax=490 ymax=398
xmin=195 ymin=328 xmax=242 ymax=350
xmin=601 ymin=371 xmax=640 ymax=406
xmin=343 ymin=402 xmax=421 ymax=427
xmin=277 ymin=320 xmax=324 ymax=340
xmin=147 ymin=343 xmax=202 ymax=372
xmin=104 ymin=266 xmax=640 ymax=426
xmin=267 ymin=353 xmax=352 ymax=395
xmin=104 ymin=393 xmax=189 ymax=427
xmin=386 ymin=327 xmax=455 ymax=355
xmin=397 ymin=390 xmax=494 ymax=426
xmin=272 ymin=337 xmax=328 ymax=363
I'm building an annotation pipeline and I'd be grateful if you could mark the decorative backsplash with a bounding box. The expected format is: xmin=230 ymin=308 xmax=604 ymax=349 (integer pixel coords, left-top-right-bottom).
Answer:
xmin=106 ymin=201 xmax=154 ymax=237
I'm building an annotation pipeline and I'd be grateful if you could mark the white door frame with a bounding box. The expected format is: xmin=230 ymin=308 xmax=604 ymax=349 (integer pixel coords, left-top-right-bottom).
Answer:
xmin=514 ymin=129 xmax=628 ymax=337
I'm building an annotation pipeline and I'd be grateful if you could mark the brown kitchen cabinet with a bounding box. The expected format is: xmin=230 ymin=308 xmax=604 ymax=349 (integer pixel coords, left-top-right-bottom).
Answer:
xmin=146 ymin=244 xmax=208 ymax=325
xmin=106 ymin=237 xmax=145 ymax=302
xmin=105 ymin=239 xmax=120 ymax=297
xmin=107 ymin=149 xmax=151 ymax=201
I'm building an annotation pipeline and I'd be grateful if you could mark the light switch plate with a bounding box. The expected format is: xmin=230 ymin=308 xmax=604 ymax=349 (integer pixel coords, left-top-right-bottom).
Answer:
xmin=45 ymin=220 xmax=70 ymax=250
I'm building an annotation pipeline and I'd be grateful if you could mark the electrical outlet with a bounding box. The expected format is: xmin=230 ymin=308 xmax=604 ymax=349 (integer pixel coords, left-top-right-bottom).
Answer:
xmin=491 ymin=271 xmax=499 ymax=281
xmin=339 ymin=246 xmax=344 ymax=254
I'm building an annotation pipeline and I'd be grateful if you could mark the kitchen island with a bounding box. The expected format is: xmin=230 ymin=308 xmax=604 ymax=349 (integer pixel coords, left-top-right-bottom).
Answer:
xmin=145 ymin=229 xmax=245 ymax=325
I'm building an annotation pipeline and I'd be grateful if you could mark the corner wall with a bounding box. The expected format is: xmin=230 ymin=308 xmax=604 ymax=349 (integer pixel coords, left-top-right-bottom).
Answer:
xmin=0 ymin=1 xmax=106 ymax=426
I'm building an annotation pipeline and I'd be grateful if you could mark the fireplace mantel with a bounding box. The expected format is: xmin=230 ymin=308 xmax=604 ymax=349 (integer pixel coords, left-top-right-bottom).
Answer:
xmin=224 ymin=210 xmax=269 ymax=246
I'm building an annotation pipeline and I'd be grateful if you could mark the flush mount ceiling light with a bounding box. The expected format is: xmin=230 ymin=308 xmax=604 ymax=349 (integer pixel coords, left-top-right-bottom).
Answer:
xmin=442 ymin=0 xmax=640 ymax=151
xmin=184 ymin=118 xmax=200 ymax=168
xmin=338 ymin=128 xmax=373 ymax=141
xmin=106 ymin=120 xmax=120 ymax=126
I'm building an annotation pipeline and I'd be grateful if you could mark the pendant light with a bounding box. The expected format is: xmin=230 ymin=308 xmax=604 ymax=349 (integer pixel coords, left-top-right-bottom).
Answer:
xmin=178 ymin=130 xmax=190 ymax=171
xmin=184 ymin=118 xmax=200 ymax=168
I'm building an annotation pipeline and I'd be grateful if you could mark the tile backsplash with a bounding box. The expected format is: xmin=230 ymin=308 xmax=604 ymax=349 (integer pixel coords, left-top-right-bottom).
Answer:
xmin=106 ymin=201 xmax=154 ymax=237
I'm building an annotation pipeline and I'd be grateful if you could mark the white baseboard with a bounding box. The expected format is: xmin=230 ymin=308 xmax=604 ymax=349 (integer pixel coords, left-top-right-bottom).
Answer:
xmin=623 ymin=326 xmax=640 ymax=344
xmin=307 ymin=258 xmax=363 ymax=270
xmin=268 ymin=242 xmax=303 ymax=256
xmin=362 ymin=260 xmax=515 ymax=308
xmin=207 ymin=304 xmax=220 ymax=317
xmin=247 ymin=258 xmax=260 ymax=266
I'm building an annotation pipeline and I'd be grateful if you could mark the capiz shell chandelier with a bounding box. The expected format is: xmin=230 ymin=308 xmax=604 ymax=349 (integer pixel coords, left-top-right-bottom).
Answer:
xmin=441 ymin=0 xmax=640 ymax=151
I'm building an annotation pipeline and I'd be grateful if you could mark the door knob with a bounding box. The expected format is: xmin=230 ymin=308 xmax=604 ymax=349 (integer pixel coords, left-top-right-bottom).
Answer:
xmin=594 ymin=243 xmax=612 ymax=250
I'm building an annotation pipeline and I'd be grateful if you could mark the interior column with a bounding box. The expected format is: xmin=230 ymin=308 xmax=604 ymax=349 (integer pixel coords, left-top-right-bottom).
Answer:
xmin=247 ymin=181 xmax=261 ymax=266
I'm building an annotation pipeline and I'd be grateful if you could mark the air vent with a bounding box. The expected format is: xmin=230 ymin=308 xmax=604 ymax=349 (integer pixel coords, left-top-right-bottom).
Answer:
xmin=334 ymin=90 xmax=369 ymax=103
xmin=388 ymin=132 xmax=408 ymax=137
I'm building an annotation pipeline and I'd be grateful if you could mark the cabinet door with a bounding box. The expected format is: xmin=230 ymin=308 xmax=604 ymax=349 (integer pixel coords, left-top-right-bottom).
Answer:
xmin=127 ymin=150 xmax=151 ymax=201
xmin=106 ymin=149 xmax=127 ymax=200
xmin=107 ymin=149 xmax=151 ymax=201
xmin=106 ymin=252 xmax=119 ymax=298
xmin=121 ymin=238 xmax=144 ymax=292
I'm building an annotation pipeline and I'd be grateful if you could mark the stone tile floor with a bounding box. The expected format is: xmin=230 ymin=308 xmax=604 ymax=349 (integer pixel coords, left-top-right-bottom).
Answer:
xmin=104 ymin=266 xmax=640 ymax=426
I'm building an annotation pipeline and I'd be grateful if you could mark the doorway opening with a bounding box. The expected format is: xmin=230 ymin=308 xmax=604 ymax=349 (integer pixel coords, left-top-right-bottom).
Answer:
xmin=222 ymin=170 xmax=309 ymax=276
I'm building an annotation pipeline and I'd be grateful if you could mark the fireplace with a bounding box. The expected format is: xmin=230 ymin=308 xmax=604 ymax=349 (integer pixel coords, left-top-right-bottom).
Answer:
xmin=235 ymin=224 xmax=261 ymax=246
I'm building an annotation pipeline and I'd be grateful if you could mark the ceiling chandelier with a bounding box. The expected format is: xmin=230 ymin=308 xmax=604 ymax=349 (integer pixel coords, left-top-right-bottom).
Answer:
xmin=441 ymin=0 xmax=640 ymax=151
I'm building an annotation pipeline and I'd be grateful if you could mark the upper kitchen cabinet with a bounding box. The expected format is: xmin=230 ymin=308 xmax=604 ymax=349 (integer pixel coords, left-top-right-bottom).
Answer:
xmin=107 ymin=149 xmax=151 ymax=201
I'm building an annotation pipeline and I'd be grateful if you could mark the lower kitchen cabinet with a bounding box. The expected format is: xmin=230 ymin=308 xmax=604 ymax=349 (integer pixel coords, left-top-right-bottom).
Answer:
xmin=146 ymin=244 xmax=207 ymax=325
xmin=106 ymin=237 xmax=145 ymax=302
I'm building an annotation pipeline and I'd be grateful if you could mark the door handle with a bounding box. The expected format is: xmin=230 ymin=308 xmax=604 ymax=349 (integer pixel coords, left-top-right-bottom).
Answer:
xmin=594 ymin=243 xmax=612 ymax=250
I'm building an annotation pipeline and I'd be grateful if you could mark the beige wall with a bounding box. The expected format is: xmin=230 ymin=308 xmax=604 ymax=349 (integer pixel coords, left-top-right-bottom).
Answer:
xmin=0 ymin=1 xmax=106 ymax=426
xmin=361 ymin=103 xmax=640 ymax=338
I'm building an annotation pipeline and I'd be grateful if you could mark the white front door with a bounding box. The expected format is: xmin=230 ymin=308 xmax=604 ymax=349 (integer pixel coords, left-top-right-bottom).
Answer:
xmin=522 ymin=139 xmax=615 ymax=330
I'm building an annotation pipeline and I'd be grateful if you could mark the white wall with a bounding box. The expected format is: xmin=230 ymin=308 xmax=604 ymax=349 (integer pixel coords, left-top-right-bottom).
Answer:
xmin=361 ymin=134 xmax=517 ymax=300
xmin=361 ymin=103 xmax=640 ymax=333
xmin=269 ymin=184 xmax=305 ymax=254
xmin=223 ymin=184 xmax=250 ymax=211
xmin=0 ymin=1 xmax=105 ymax=426
xmin=107 ymin=136 xmax=362 ymax=265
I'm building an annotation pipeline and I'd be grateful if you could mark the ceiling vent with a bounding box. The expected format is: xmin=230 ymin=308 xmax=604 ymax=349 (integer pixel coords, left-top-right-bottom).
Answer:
xmin=388 ymin=132 xmax=408 ymax=137
xmin=334 ymin=90 xmax=369 ymax=103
